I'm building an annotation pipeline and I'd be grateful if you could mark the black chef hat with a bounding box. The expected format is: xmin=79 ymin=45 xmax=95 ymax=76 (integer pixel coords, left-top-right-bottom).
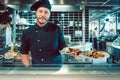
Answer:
xmin=30 ymin=0 xmax=51 ymax=11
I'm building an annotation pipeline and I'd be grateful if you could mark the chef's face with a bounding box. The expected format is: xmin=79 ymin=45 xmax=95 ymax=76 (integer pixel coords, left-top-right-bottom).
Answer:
xmin=36 ymin=7 xmax=50 ymax=25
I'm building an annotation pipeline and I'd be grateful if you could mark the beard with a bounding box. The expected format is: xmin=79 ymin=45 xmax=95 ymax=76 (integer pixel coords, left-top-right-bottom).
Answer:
xmin=37 ymin=16 xmax=48 ymax=24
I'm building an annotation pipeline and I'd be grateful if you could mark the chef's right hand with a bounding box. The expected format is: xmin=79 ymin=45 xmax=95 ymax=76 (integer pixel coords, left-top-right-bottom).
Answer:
xmin=21 ymin=54 xmax=30 ymax=67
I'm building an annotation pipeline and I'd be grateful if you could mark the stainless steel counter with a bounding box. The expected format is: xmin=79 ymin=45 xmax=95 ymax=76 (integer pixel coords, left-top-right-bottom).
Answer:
xmin=0 ymin=64 xmax=120 ymax=74
xmin=0 ymin=64 xmax=120 ymax=80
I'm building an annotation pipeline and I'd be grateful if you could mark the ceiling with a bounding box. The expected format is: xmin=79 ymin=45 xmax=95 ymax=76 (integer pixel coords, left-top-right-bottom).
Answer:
xmin=0 ymin=0 xmax=119 ymax=5
xmin=0 ymin=0 xmax=120 ymax=21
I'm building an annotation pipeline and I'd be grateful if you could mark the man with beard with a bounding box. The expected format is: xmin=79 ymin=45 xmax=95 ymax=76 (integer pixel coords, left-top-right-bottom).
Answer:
xmin=20 ymin=0 xmax=67 ymax=68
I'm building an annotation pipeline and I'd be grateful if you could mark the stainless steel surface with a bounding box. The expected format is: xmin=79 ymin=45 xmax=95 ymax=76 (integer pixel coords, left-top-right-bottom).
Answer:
xmin=0 ymin=64 xmax=120 ymax=74
xmin=0 ymin=74 xmax=120 ymax=80
xmin=12 ymin=9 xmax=17 ymax=44
xmin=82 ymin=5 xmax=85 ymax=44
xmin=0 ymin=64 xmax=120 ymax=80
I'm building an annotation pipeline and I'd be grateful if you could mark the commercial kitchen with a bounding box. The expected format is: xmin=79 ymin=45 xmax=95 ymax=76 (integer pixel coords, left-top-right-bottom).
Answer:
xmin=0 ymin=0 xmax=120 ymax=80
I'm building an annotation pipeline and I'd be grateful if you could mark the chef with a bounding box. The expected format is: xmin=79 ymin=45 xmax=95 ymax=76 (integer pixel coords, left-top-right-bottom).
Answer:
xmin=20 ymin=0 xmax=67 ymax=68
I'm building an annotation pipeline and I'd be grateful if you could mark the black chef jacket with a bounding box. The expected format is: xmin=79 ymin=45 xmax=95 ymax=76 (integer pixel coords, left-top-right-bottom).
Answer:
xmin=20 ymin=22 xmax=67 ymax=67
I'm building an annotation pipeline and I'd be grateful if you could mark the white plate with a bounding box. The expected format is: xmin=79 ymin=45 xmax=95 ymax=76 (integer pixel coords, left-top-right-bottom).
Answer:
xmin=82 ymin=51 xmax=110 ymax=64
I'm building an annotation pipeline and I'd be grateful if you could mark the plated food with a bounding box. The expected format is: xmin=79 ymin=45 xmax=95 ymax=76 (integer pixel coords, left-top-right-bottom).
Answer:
xmin=66 ymin=48 xmax=81 ymax=54
xmin=83 ymin=50 xmax=109 ymax=59
xmin=60 ymin=47 xmax=82 ymax=58
xmin=4 ymin=51 xmax=17 ymax=59
xmin=61 ymin=45 xmax=110 ymax=61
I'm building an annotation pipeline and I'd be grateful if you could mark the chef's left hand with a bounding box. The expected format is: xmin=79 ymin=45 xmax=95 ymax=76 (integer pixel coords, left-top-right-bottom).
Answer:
xmin=68 ymin=50 xmax=81 ymax=57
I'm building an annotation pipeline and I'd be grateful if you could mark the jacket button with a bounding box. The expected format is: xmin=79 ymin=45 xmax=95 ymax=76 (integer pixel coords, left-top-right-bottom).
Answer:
xmin=39 ymin=49 xmax=42 ymax=51
xmin=41 ymin=59 xmax=44 ymax=61
xmin=37 ymin=40 xmax=40 ymax=42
